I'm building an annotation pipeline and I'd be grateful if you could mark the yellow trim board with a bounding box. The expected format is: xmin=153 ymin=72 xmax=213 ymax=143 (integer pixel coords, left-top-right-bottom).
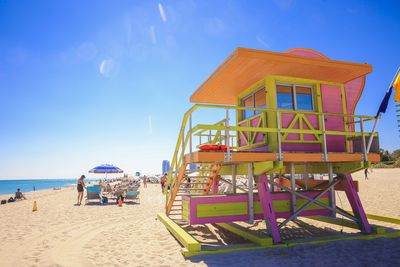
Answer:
xmin=345 ymin=211 xmax=400 ymax=225
xmin=181 ymin=231 xmax=400 ymax=257
xmin=157 ymin=213 xmax=201 ymax=252
xmin=216 ymin=222 xmax=272 ymax=246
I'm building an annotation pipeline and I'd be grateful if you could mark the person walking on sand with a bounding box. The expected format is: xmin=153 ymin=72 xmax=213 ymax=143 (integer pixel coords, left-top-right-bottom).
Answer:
xmin=143 ymin=175 xmax=147 ymax=188
xmin=364 ymin=168 xmax=369 ymax=180
xmin=160 ymin=173 xmax=167 ymax=192
xmin=76 ymin=175 xmax=86 ymax=205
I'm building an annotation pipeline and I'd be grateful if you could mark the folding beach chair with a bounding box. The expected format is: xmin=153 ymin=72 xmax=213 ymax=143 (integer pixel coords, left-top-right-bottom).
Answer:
xmin=125 ymin=191 xmax=140 ymax=204
xmin=85 ymin=185 xmax=103 ymax=204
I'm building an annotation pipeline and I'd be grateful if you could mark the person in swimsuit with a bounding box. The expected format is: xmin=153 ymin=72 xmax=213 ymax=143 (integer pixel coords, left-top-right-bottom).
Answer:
xmin=76 ymin=175 xmax=86 ymax=205
xmin=15 ymin=188 xmax=26 ymax=200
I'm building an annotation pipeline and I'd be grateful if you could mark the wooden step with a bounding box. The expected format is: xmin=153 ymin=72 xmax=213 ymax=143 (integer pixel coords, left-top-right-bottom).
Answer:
xmin=181 ymin=182 xmax=208 ymax=185
xmin=185 ymin=169 xmax=214 ymax=173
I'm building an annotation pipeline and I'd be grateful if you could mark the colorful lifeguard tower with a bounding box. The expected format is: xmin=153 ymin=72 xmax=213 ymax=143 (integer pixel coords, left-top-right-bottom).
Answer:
xmin=158 ymin=48 xmax=400 ymax=256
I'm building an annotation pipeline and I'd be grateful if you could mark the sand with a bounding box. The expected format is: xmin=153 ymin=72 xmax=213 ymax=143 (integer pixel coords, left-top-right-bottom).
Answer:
xmin=0 ymin=169 xmax=399 ymax=266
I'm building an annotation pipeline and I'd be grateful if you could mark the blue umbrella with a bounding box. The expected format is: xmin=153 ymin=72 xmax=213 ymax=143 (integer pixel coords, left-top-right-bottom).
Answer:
xmin=89 ymin=164 xmax=123 ymax=179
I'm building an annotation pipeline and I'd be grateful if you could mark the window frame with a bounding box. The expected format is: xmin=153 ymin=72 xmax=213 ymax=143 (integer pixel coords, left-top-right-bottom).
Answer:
xmin=276 ymin=82 xmax=314 ymax=111
xmin=240 ymin=87 xmax=266 ymax=120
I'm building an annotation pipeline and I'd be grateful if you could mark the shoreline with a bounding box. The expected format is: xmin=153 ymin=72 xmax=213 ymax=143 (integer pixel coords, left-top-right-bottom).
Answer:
xmin=0 ymin=179 xmax=104 ymax=196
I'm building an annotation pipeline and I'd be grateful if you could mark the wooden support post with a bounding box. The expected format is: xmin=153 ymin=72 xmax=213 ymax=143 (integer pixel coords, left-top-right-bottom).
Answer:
xmin=232 ymin=165 xmax=237 ymax=194
xmin=189 ymin=113 xmax=193 ymax=163
xmin=321 ymin=114 xmax=328 ymax=161
xmin=225 ymin=109 xmax=231 ymax=162
xmin=276 ymin=111 xmax=282 ymax=161
xmin=360 ymin=118 xmax=368 ymax=161
xmin=328 ymin=163 xmax=336 ymax=217
xmin=342 ymin=174 xmax=372 ymax=234
xmin=257 ymin=174 xmax=281 ymax=244
xmin=304 ymin=163 xmax=309 ymax=190
xmin=248 ymin=163 xmax=254 ymax=224
xmin=290 ymin=162 xmax=296 ymax=215
xmin=270 ymin=173 xmax=275 ymax=192
xmin=212 ymin=175 xmax=219 ymax=194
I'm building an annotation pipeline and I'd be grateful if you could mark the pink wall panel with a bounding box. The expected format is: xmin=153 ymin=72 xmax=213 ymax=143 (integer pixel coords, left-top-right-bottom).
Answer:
xmin=321 ymin=84 xmax=346 ymax=152
xmin=344 ymin=77 xmax=364 ymax=152
xmin=281 ymin=113 xmax=321 ymax=152
xmin=282 ymin=143 xmax=321 ymax=152
xmin=345 ymin=77 xmax=364 ymax=114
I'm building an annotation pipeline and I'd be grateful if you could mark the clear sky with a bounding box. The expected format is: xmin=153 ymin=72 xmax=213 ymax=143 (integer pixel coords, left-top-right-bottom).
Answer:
xmin=0 ymin=0 xmax=399 ymax=179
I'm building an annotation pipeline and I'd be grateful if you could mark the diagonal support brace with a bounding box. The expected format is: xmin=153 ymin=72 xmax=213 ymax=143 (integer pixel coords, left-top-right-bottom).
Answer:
xmin=268 ymin=178 xmax=359 ymax=223
xmin=257 ymin=174 xmax=281 ymax=244
xmin=278 ymin=177 xmax=342 ymax=228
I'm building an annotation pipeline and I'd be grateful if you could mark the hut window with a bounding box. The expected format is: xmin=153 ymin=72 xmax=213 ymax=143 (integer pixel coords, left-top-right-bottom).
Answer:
xmin=241 ymin=88 xmax=266 ymax=120
xmin=277 ymin=84 xmax=294 ymax=109
xmin=296 ymin=86 xmax=313 ymax=111
xmin=242 ymin=95 xmax=254 ymax=119
xmin=276 ymin=84 xmax=314 ymax=111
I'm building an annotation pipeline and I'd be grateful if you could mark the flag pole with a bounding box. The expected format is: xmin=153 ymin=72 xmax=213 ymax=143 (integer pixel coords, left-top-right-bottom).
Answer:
xmin=366 ymin=67 xmax=400 ymax=153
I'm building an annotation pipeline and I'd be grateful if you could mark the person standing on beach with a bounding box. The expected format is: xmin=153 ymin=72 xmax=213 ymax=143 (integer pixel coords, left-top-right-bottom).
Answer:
xmin=160 ymin=173 xmax=167 ymax=192
xmin=143 ymin=175 xmax=147 ymax=188
xmin=364 ymin=168 xmax=369 ymax=180
xmin=76 ymin=175 xmax=86 ymax=205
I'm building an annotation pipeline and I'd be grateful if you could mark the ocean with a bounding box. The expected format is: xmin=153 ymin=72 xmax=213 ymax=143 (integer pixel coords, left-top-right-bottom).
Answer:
xmin=0 ymin=179 xmax=78 ymax=195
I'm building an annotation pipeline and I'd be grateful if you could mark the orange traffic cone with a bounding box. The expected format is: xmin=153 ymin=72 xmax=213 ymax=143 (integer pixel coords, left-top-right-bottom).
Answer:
xmin=32 ymin=201 xmax=38 ymax=212
xmin=118 ymin=197 xmax=123 ymax=207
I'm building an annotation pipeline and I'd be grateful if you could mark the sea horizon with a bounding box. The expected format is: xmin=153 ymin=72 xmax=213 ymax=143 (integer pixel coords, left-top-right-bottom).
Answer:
xmin=0 ymin=178 xmax=80 ymax=195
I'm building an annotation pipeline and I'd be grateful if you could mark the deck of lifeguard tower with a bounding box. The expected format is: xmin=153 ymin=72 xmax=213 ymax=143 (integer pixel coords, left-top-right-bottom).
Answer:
xmin=159 ymin=48 xmax=400 ymax=256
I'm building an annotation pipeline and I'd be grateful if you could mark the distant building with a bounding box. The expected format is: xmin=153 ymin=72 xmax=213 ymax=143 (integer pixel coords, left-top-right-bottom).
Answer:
xmin=162 ymin=160 xmax=170 ymax=174
xmin=189 ymin=163 xmax=199 ymax=170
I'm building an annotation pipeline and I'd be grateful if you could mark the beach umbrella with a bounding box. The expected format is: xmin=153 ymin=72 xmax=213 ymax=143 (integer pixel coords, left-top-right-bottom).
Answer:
xmin=89 ymin=164 xmax=123 ymax=179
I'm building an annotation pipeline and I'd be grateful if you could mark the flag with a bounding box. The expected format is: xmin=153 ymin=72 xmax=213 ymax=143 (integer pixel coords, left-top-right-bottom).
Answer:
xmin=394 ymin=72 xmax=400 ymax=102
xmin=376 ymin=87 xmax=393 ymax=117
xmin=376 ymin=68 xmax=400 ymax=117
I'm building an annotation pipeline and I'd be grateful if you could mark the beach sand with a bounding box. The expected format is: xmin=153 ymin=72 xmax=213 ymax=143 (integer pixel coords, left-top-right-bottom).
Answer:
xmin=0 ymin=169 xmax=399 ymax=266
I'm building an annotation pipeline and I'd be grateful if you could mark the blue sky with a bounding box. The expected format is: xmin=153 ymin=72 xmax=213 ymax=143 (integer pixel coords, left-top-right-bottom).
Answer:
xmin=0 ymin=0 xmax=399 ymax=179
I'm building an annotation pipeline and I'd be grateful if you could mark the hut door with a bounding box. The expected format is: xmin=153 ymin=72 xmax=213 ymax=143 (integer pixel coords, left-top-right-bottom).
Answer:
xmin=320 ymin=85 xmax=346 ymax=152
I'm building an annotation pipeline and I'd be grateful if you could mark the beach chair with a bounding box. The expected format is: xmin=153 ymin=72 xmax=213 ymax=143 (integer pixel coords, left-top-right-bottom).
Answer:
xmin=127 ymin=185 xmax=140 ymax=192
xmin=125 ymin=191 xmax=140 ymax=204
xmin=85 ymin=185 xmax=103 ymax=204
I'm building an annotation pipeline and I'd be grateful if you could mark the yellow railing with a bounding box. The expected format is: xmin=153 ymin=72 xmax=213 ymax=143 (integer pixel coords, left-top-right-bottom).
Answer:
xmin=164 ymin=103 xmax=378 ymax=208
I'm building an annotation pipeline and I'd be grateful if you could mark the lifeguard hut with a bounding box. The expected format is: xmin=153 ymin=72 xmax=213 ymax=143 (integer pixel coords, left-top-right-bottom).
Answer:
xmin=158 ymin=48 xmax=399 ymax=256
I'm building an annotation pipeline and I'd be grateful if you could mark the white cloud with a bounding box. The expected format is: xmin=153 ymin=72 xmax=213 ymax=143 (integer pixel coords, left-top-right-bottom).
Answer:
xmin=256 ymin=34 xmax=270 ymax=49
xmin=149 ymin=26 xmax=157 ymax=45
xmin=99 ymin=58 xmax=116 ymax=77
xmin=158 ymin=3 xmax=167 ymax=22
